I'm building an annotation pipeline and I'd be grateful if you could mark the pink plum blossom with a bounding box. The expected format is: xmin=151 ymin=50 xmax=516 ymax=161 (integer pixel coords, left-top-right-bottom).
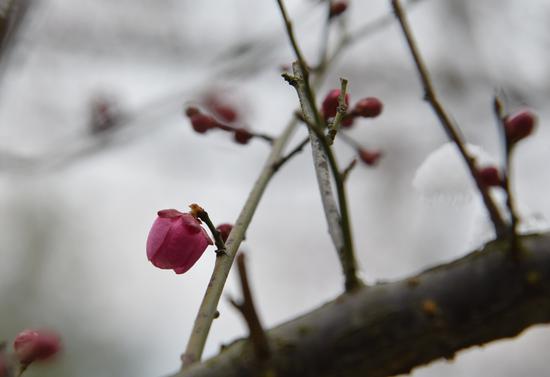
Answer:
xmin=146 ymin=209 xmax=213 ymax=274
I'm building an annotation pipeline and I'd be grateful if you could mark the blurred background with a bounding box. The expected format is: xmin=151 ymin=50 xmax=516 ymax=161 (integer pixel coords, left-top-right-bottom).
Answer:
xmin=1 ymin=0 xmax=549 ymax=376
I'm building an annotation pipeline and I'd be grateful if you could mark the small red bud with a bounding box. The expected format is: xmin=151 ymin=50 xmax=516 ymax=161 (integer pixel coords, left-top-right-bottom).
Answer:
xmin=185 ymin=106 xmax=200 ymax=118
xmin=504 ymin=110 xmax=536 ymax=144
xmin=341 ymin=114 xmax=355 ymax=128
xmin=13 ymin=329 xmax=61 ymax=366
xmin=322 ymin=89 xmax=349 ymax=119
xmin=204 ymin=93 xmax=240 ymax=123
xmin=478 ymin=166 xmax=502 ymax=187
xmin=358 ymin=149 xmax=382 ymax=166
xmin=234 ymin=128 xmax=253 ymax=145
xmin=353 ymin=97 xmax=383 ymax=118
xmin=216 ymin=223 xmax=233 ymax=243
xmin=329 ymin=0 xmax=348 ymax=18
xmin=189 ymin=114 xmax=216 ymax=134
xmin=212 ymin=104 xmax=238 ymax=123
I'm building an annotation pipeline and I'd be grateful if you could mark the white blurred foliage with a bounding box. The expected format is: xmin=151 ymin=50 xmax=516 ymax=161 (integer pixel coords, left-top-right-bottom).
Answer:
xmin=412 ymin=142 xmax=496 ymax=203
xmin=413 ymin=142 xmax=550 ymax=249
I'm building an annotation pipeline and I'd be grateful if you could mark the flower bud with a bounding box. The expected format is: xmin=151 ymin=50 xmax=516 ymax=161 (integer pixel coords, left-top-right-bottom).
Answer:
xmin=216 ymin=223 xmax=233 ymax=243
xmin=341 ymin=114 xmax=355 ymax=128
xmin=358 ymin=148 xmax=382 ymax=166
xmin=504 ymin=110 xmax=536 ymax=144
xmin=13 ymin=329 xmax=61 ymax=366
xmin=189 ymin=114 xmax=217 ymax=134
xmin=234 ymin=128 xmax=253 ymax=145
xmin=322 ymin=89 xmax=349 ymax=119
xmin=213 ymin=104 xmax=238 ymax=123
xmin=329 ymin=1 xmax=348 ymax=18
xmin=147 ymin=209 xmax=213 ymax=274
xmin=478 ymin=166 xmax=502 ymax=187
xmin=185 ymin=106 xmax=200 ymax=118
xmin=353 ymin=97 xmax=383 ymax=118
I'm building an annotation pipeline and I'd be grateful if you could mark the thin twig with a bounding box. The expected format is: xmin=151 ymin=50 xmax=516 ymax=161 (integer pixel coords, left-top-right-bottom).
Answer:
xmin=272 ymin=136 xmax=310 ymax=172
xmin=228 ymin=253 xmax=270 ymax=360
xmin=391 ymin=0 xmax=507 ymax=238
xmin=275 ymin=0 xmax=309 ymax=76
xmin=341 ymin=158 xmax=357 ymax=182
xmin=328 ymin=78 xmax=349 ymax=143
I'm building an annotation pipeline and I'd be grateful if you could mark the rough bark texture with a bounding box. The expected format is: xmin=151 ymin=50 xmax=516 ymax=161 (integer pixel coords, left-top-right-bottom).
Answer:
xmin=169 ymin=232 xmax=550 ymax=377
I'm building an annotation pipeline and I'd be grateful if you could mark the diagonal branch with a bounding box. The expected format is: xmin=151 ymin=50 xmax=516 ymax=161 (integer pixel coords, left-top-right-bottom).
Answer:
xmin=391 ymin=0 xmax=508 ymax=238
xmin=169 ymin=232 xmax=550 ymax=377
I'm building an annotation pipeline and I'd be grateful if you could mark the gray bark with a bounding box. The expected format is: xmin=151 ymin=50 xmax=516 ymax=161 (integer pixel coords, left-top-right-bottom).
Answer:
xmin=169 ymin=232 xmax=550 ymax=377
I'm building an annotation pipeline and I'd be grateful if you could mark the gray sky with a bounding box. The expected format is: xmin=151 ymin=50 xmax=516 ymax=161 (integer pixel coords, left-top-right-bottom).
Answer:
xmin=1 ymin=1 xmax=549 ymax=376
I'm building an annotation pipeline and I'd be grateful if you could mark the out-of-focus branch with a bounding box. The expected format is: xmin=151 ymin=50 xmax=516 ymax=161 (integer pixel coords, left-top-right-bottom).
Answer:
xmin=228 ymin=253 xmax=270 ymax=361
xmin=0 ymin=0 xmax=32 ymax=70
xmin=169 ymin=232 xmax=550 ymax=377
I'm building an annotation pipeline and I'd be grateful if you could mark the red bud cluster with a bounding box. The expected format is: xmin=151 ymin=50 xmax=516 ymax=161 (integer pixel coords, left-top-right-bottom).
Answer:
xmin=184 ymin=106 xmax=255 ymax=145
xmin=321 ymin=91 xmax=383 ymax=129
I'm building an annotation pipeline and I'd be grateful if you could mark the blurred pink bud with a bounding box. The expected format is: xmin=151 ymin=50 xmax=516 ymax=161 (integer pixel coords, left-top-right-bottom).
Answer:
xmin=478 ymin=166 xmax=502 ymax=187
xmin=189 ymin=114 xmax=217 ymax=134
xmin=234 ymin=128 xmax=253 ymax=145
xmin=358 ymin=149 xmax=382 ymax=166
xmin=216 ymin=223 xmax=233 ymax=243
xmin=341 ymin=114 xmax=355 ymax=128
xmin=504 ymin=110 xmax=536 ymax=144
xmin=13 ymin=329 xmax=61 ymax=365
xmin=329 ymin=0 xmax=348 ymax=18
xmin=204 ymin=93 xmax=240 ymax=123
xmin=185 ymin=106 xmax=200 ymax=118
xmin=353 ymin=97 xmax=383 ymax=118
xmin=147 ymin=209 xmax=213 ymax=274
xmin=213 ymin=104 xmax=238 ymax=123
xmin=322 ymin=89 xmax=349 ymax=119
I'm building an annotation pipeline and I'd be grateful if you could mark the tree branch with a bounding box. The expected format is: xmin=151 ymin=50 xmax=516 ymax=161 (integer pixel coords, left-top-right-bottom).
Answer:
xmin=391 ymin=0 xmax=508 ymax=238
xmin=170 ymin=232 xmax=550 ymax=377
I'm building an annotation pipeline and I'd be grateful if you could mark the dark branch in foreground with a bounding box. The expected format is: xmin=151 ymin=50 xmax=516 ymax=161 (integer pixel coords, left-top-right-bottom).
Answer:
xmin=169 ymin=232 xmax=550 ymax=377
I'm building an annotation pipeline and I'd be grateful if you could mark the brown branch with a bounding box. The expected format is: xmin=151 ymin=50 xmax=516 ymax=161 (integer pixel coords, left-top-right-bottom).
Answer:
xmin=228 ymin=254 xmax=270 ymax=361
xmin=391 ymin=0 xmax=508 ymax=239
xmin=169 ymin=232 xmax=550 ymax=377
